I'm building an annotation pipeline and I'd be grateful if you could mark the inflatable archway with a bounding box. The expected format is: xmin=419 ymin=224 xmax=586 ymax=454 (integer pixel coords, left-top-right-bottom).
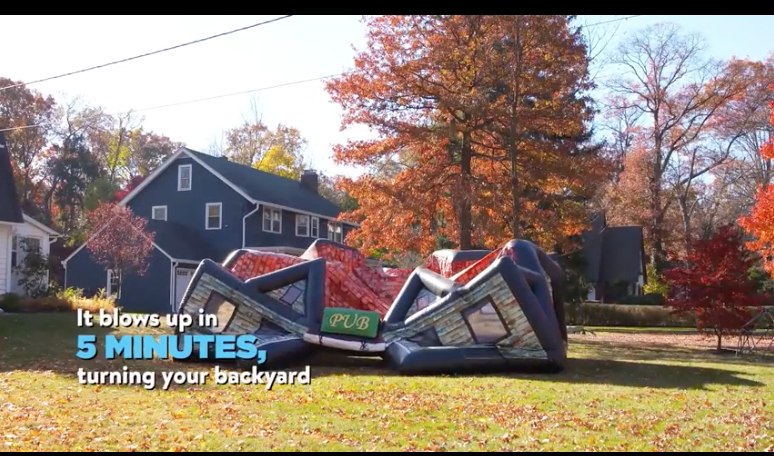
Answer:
xmin=175 ymin=239 xmax=567 ymax=374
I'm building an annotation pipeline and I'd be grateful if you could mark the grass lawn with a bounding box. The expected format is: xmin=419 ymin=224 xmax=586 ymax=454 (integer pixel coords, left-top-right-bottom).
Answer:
xmin=1 ymin=314 xmax=773 ymax=451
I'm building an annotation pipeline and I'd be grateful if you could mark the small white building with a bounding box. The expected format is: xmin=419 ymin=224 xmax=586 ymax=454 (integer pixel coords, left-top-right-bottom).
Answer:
xmin=0 ymin=214 xmax=60 ymax=296
xmin=0 ymin=131 xmax=60 ymax=296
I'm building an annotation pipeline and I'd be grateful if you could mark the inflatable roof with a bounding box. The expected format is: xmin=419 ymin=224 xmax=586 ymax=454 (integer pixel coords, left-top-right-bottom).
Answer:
xmin=175 ymin=239 xmax=568 ymax=374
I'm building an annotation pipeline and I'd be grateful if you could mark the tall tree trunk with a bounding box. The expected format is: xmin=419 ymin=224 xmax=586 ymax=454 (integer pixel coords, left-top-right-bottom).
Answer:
xmin=458 ymin=132 xmax=473 ymax=250
xmin=508 ymin=19 xmax=523 ymax=239
xmin=650 ymin=136 xmax=665 ymax=272
xmin=677 ymin=195 xmax=692 ymax=254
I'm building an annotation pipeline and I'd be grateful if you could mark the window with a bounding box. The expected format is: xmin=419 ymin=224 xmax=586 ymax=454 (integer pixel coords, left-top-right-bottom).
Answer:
xmin=178 ymin=164 xmax=192 ymax=191
xmin=262 ymin=207 xmax=282 ymax=233
xmin=107 ymin=269 xmax=121 ymax=299
xmin=206 ymin=203 xmax=222 ymax=230
xmin=203 ymin=292 xmax=236 ymax=333
xmin=328 ymin=222 xmax=342 ymax=243
xmin=152 ymin=206 xmax=167 ymax=221
xmin=295 ymin=214 xmax=309 ymax=237
xmin=310 ymin=217 xmax=319 ymax=238
xmin=10 ymin=235 xmax=17 ymax=268
xmin=461 ymin=297 xmax=510 ymax=345
xmin=11 ymin=236 xmax=41 ymax=268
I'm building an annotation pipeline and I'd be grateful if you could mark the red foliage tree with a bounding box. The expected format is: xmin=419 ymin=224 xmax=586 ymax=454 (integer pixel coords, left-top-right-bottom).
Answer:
xmin=85 ymin=203 xmax=154 ymax=302
xmin=739 ymin=84 xmax=774 ymax=280
xmin=113 ymin=175 xmax=145 ymax=202
xmin=662 ymin=225 xmax=760 ymax=351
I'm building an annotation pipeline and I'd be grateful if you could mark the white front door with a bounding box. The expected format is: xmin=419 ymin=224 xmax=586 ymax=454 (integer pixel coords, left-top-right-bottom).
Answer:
xmin=174 ymin=268 xmax=194 ymax=311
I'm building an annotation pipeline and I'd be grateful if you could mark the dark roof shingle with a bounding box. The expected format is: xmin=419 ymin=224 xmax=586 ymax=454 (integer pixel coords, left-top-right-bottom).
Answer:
xmin=580 ymin=212 xmax=646 ymax=284
xmin=186 ymin=149 xmax=342 ymax=219
xmin=599 ymin=226 xmax=646 ymax=283
xmin=0 ymin=132 xmax=24 ymax=224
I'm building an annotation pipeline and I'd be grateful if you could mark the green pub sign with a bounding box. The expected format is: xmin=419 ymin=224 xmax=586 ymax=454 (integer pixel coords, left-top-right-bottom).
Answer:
xmin=321 ymin=307 xmax=380 ymax=339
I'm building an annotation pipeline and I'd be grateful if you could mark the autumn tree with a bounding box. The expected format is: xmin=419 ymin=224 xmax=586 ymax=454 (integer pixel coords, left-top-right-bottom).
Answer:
xmin=253 ymin=145 xmax=303 ymax=179
xmin=0 ymin=76 xmax=57 ymax=206
xmin=325 ymin=15 xmax=504 ymax=255
xmin=125 ymin=129 xmax=183 ymax=177
xmin=482 ymin=15 xmax=606 ymax=245
xmin=663 ymin=225 xmax=760 ymax=351
xmin=43 ymin=134 xmax=101 ymax=233
xmin=211 ymin=98 xmax=308 ymax=172
xmin=85 ymin=203 xmax=154 ymax=302
xmin=600 ymin=148 xmax=686 ymax=256
xmin=739 ymin=85 xmax=774 ymax=279
xmin=603 ymin=23 xmax=749 ymax=271
xmin=714 ymin=57 xmax=774 ymax=215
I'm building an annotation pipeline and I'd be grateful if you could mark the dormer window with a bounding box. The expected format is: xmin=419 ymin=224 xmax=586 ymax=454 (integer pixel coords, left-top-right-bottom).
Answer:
xmin=178 ymin=164 xmax=192 ymax=191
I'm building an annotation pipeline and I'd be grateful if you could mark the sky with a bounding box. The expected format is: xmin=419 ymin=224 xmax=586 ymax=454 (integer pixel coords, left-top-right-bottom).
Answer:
xmin=1 ymin=15 xmax=772 ymax=178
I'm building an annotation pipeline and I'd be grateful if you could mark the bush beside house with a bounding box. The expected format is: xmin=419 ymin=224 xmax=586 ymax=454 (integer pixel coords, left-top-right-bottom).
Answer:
xmin=0 ymin=288 xmax=116 ymax=314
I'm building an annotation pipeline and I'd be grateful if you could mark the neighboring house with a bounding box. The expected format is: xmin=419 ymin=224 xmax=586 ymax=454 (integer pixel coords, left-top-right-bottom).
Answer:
xmin=581 ymin=212 xmax=647 ymax=303
xmin=0 ymin=132 xmax=60 ymax=296
xmin=63 ymin=147 xmax=359 ymax=314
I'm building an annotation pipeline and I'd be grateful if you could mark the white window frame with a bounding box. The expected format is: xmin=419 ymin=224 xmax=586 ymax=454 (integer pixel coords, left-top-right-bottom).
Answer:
xmin=296 ymin=214 xmax=310 ymax=237
xmin=310 ymin=216 xmax=320 ymax=238
xmin=10 ymin=235 xmax=18 ymax=268
xmin=262 ymin=206 xmax=282 ymax=234
xmin=152 ymin=205 xmax=168 ymax=221
xmin=178 ymin=164 xmax=192 ymax=191
xmin=205 ymin=203 xmax=222 ymax=230
xmin=328 ymin=222 xmax=343 ymax=243
xmin=107 ymin=269 xmax=121 ymax=298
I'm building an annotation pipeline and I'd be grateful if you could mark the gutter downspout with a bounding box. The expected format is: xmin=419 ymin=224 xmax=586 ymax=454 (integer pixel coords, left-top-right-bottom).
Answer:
xmin=170 ymin=261 xmax=179 ymax=312
xmin=242 ymin=203 xmax=261 ymax=249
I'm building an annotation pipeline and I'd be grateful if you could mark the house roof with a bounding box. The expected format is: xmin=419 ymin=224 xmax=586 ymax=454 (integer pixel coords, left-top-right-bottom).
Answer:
xmin=581 ymin=212 xmax=606 ymax=282
xmin=184 ymin=149 xmax=342 ymax=219
xmin=23 ymin=213 xmax=60 ymax=236
xmin=582 ymin=212 xmax=646 ymax=284
xmin=146 ymin=219 xmax=219 ymax=263
xmin=0 ymin=132 xmax=24 ymax=224
xmin=119 ymin=147 xmax=349 ymax=222
xmin=599 ymin=226 xmax=646 ymax=284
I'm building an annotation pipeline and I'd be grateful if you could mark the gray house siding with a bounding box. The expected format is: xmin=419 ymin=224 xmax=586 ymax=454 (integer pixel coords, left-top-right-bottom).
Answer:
xmin=126 ymin=156 xmax=250 ymax=261
xmin=244 ymin=205 xmax=353 ymax=251
xmin=66 ymin=246 xmax=172 ymax=314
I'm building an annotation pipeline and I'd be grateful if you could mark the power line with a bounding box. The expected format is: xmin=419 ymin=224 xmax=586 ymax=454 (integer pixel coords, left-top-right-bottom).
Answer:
xmin=0 ymin=15 xmax=293 ymax=93
xmin=583 ymin=15 xmax=642 ymax=28
xmin=0 ymin=72 xmax=343 ymax=133
xmin=0 ymin=15 xmax=647 ymax=134
xmin=129 ymin=73 xmax=344 ymax=114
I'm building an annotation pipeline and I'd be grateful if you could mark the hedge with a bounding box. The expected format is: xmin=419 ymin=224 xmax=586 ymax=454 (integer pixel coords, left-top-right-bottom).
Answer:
xmin=565 ymin=302 xmax=696 ymax=327
xmin=567 ymin=302 xmax=774 ymax=328
xmin=0 ymin=288 xmax=116 ymax=314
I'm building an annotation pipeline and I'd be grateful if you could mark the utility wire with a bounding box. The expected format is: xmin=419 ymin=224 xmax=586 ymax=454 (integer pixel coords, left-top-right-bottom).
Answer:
xmin=0 ymin=15 xmax=293 ymax=93
xmin=583 ymin=15 xmax=642 ymax=28
xmin=0 ymin=14 xmax=645 ymax=134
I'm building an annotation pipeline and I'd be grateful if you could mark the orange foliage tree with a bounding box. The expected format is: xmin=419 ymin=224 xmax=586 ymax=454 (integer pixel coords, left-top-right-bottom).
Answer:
xmin=326 ymin=15 xmax=605 ymax=260
xmin=739 ymin=85 xmax=774 ymax=279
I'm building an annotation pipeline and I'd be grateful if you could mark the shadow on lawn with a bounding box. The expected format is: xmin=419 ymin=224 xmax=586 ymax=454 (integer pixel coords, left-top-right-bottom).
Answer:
xmin=296 ymin=353 xmax=765 ymax=390
xmin=572 ymin=337 xmax=774 ymax=367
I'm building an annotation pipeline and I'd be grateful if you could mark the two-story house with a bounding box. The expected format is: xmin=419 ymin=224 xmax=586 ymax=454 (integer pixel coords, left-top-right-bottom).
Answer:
xmin=62 ymin=147 xmax=358 ymax=314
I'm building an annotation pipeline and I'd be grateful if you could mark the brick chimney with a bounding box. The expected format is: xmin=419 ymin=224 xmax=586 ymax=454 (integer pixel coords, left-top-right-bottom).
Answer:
xmin=300 ymin=169 xmax=319 ymax=194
